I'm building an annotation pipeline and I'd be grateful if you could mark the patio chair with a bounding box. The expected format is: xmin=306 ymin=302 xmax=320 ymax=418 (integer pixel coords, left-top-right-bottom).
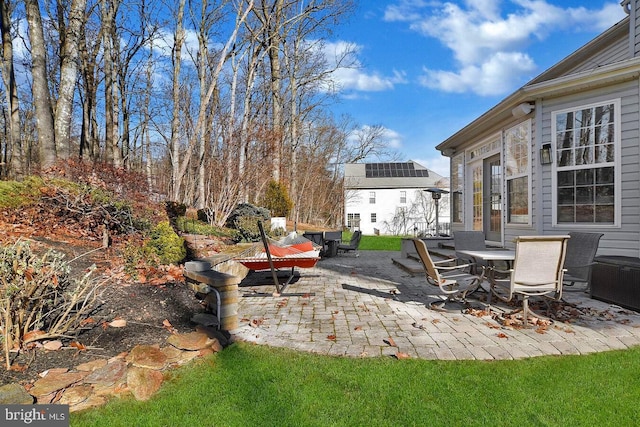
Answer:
xmin=454 ymin=230 xmax=508 ymax=274
xmin=453 ymin=231 xmax=487 ymax=274
xmin=563 ymin=231 xmax=603 ymax=292
xmin=412 ymin=238 xmax=481 ymax=309
xmin=337 ymin=230 xmax=362 ymax=256
xmin=322 ymin=230 xmax=343 ymax=257
xmin=491 ymin=235 xmax=570 ymax=325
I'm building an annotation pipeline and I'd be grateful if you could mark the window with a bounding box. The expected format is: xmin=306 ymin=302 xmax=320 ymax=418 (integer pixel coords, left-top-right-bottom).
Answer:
xmin=347 ymin=213 xmax=361 ymax=228
xmin=371 ymin=213 xmax=377 ymax=223
xmin=369 ymin=191 xmax=376 ymax=204
xmin=471 ymin=164 xmax=483 ymax=231
xmin=451 ymin=154 xmax=463 ymax=223
xmin=400 ymin=191 xmax=406 ymax=204
xmin=505 ymin=121 xmax=530 ymax=224
xmin=553 ymin=100 xmax=619 ymax=225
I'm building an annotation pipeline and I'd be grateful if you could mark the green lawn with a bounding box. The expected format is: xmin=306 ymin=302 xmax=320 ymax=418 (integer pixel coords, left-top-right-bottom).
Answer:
xmin=72 ymin=342 xmax=640 ymax=426
xmin=348 ymin=233 xmax=404 ymax=251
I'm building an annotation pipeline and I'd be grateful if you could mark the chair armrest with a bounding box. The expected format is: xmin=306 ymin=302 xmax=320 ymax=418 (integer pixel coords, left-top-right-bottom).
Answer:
xmin=435 ymin=262 xmax=476 ymax=272
xmin=433 ymin=257 xmax=457 ymax=265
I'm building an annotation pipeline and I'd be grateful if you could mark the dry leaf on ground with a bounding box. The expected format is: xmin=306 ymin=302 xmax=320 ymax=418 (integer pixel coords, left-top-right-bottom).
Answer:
xmin=108 ymin=318 xmax=127 ymax=328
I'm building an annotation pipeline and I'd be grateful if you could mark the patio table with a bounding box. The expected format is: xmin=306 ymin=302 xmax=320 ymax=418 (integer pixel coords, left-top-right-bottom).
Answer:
xmin=456 ymin=249 xmax=516 ymax=304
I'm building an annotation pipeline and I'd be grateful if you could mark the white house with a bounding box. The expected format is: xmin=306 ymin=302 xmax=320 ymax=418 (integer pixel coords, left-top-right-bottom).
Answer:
xmin=343 ymin=161 xmax=449 ymax=236
xmin=436 ymin=0 xmax=640 ymax=258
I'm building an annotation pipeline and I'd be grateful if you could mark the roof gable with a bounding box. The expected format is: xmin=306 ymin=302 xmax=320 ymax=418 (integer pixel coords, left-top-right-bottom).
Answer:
xmin=528 ymin=17 xmax=629 ymax=85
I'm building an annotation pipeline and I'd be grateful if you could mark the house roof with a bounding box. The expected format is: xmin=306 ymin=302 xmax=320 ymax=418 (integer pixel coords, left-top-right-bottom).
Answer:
xmin=344 ymin=161 xmax=446 ymax=189
xmin=436 ymin=14 xmax=640 ymax=153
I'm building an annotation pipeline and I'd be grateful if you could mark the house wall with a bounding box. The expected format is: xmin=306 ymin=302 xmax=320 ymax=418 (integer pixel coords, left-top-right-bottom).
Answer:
xmin=345 ymin=188 xmax=450 ymax=235
xmin=538 ymin=80 xmax=640 ymax=257
xmin=571 ymin=34 xmax=629 ymax=75
xmin=447 ymin=117 xmax=541 ymax=249
xmin=632 ymin=0 xmax=640 ymax=57
xmin=447 ymin=79 xmax=640 ymax=257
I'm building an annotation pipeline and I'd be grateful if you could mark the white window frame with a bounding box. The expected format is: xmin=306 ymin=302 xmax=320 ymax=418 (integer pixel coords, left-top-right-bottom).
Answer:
xmin=347 ymin=213 xmax=360 ymax=228
xmin=551 ymin=99 xmax=621 ymax=228
xmin=504 ymin=120 xmax=532 ymax=226
xmin=451 ymin=153 xmax=464 ymax=224
xmin=371 ymin=213 xmax=377 ymax=223
xmin=400 ymin=191 xmax=406 ymax=204
xmin=465 ymin=132 xmax=501 ymax=230
xmin=369 ymin=191 xmax=376 ymax=204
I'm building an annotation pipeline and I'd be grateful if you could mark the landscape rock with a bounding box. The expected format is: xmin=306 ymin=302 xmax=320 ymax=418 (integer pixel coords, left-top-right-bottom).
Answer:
xmin=76 ymin=359 xmax=108 ymax=372
xmin=195 ymin=324 xmax=231 ymax=347
xmin=162 ymin=346 xmax=200 ymax=366
xmin=59 ymin=385 xmax=93 ymax=406
xmin=30 ymin=371 xmax=88 ymax=399
xmin=126 ymin=344 xmax=168 ymax=370
xmin=84 ymin=360 xmax=128 ymax=386
xmin=0 ymin=383 xmax=34 ymax=404
xmin=167 ymin=331 xmax=212 ymax=351
xmin=127 ymin=367 xmax=164 ymax=401
xmin=69 ymin=394 xmax=108 ymax=413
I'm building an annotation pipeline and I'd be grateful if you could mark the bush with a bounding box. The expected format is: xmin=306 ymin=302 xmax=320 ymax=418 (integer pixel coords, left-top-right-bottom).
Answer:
xmin=0 ymin=241 xmax=101 ymax=369
xmin=144 ymin=221 xmax=186 ymax=265
xmin=225 ymin=203 xmax=270 ymax=242
xmin=165 ymin=201 xmax=187 ymax=219
xmin=261 ymin=180 xmax=292 ymax=217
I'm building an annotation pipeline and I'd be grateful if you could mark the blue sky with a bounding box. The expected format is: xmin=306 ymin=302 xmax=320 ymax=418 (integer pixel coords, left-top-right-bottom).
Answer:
xmin=326 ymin=0 xmax=627 ymax=177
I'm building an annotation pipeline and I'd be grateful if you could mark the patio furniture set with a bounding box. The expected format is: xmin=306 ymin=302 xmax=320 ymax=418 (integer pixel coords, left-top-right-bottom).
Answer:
xmin=412 ymin=231 xmax=606 ymax=325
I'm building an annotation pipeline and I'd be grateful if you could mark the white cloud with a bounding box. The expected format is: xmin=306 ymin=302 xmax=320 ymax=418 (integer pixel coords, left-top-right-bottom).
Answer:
xmin=381 ymin=127 xmax=404 ymax=149
xmin=420 ymin=51 xmax=536 ymax=96
xmin=385 ymin=0 xmax=625 ymax=96
xmin=323 ymin=40 xmax=407 ymax=93
xmin=415 ymin=156 xmax=450 ymax=179
xmin=154 ymin=27 xmax=201 ymax=60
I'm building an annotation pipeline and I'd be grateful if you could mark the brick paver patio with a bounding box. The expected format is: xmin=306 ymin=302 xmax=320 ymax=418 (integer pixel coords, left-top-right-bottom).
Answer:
xmin=232 ymin=251 xmax=640 ymax=360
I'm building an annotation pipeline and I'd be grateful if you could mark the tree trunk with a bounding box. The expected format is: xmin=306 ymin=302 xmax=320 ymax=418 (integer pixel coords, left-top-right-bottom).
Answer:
xmin=266 ymin=0 xmax=283 ymax=182
xmin=102 ymin=0 xmax=122 ymax=167
xmin=25 ymin=0 xmax=56 ymax=170
xmin=55 ymin=0 xmax=86 ymax=150
xmin=169 ymin=0 xmax=186 ymax=201
xmin=0 ymin=0 xmax=24 ymax=177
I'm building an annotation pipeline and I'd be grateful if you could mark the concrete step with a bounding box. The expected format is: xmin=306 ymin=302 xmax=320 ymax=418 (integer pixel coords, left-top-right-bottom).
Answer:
xmin=393 ymin=248 xmax=458 ymax=276
xmin=392 ymin=257 xmax=424 ymax=275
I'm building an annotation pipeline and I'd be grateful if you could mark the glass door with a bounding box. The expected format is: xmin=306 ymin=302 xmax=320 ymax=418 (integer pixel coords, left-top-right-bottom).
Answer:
xmin=484 ymin=155 xmax=502 ymax=242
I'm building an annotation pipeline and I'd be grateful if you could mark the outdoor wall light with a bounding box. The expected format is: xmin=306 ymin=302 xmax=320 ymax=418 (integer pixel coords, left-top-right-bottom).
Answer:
xmin=540 ymin=143 xmax=553 ymax=165
xmin=512 ymin=102 xmax=534 ymax=118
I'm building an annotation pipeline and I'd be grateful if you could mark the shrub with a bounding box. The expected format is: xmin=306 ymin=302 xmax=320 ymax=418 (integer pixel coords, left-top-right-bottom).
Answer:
xmin=261 ymin=180 xmax=292 ymax=217
xmin=143 ymin=221 xmax=186 ymax=265
xmin=165 ymin=201 xmax=187 ymax=219
xmin=225 ymin=203 xmax=270 ymax=242
xmin=0 ymin=241 xmax=102 ymax=369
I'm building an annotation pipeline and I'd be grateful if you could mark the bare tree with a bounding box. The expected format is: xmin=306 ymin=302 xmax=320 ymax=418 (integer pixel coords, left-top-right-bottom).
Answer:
xmin=25 ymin=0 xmax=56 ymax=169
xmin=54 ymin=0 xmax=86 ymax=151
xmin=0 ymin=0 xmax=23 ymax=177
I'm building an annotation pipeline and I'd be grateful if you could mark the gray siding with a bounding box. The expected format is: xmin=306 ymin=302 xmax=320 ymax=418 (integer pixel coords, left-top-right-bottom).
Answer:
xmin=570 ymin=35 xmax=629 ymax=74
xmin=538 ymin=81 xmax=640 ymax=257
xmin=634 ymin=1 xmax=640 ymax=57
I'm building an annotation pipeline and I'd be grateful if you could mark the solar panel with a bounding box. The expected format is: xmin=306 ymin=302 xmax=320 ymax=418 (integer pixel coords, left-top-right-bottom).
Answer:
xmin=363 ymin=162 xmax=429 ymax=178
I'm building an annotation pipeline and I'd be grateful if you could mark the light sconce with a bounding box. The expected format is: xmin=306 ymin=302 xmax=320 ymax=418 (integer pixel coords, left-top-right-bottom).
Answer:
xmin=540 ymin=143 xmax=552 ymax=165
